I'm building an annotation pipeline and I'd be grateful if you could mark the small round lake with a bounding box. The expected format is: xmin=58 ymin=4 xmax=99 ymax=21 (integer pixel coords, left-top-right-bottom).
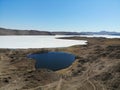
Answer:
xmin=27 ymin=52 xmax=75 ymax=71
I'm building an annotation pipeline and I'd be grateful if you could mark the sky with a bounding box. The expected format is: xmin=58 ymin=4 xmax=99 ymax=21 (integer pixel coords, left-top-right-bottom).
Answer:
xmin=0 ymin=0 xmax=120 ymax=32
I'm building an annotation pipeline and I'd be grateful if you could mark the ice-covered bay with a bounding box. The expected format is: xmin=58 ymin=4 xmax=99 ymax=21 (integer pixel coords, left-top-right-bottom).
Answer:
xmin=79 ymin=35 xmax=120 ymax=38
xmin=0 ymin=35 xmax=87 ymax=49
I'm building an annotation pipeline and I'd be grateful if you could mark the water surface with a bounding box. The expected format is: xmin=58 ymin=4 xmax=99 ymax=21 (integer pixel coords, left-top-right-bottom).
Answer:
xmin=28 ymin=52 xmax=75 ymax=71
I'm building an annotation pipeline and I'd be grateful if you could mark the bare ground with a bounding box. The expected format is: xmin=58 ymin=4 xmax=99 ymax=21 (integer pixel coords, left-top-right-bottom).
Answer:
xmin=0 ymin=37 xmax=120 ymax=90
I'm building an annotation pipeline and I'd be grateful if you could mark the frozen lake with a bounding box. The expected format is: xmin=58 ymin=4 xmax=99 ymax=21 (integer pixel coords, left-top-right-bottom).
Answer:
xmin=0 ymin=35 xmax=119 ymax=49
xmin=56 ymin=35 xmax=120 ymax=38
xmin=0 ymin=35 xmax=87 ymax=49
xmin=79 ymin=35 xmax=120 ymax=38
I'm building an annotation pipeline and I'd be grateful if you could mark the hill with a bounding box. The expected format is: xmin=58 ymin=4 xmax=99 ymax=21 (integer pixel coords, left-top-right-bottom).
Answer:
xmin=0 ymin=28 xmax=53 ymax=35
xmin=0 ymin=27 xmax=82 ymax=35
xmin=0 ymin=27 xmax=120 ymax=36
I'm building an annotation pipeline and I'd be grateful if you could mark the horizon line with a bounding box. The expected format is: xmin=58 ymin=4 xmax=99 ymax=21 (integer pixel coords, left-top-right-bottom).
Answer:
xmin=0 ymin=27 xmax=120 ymax=33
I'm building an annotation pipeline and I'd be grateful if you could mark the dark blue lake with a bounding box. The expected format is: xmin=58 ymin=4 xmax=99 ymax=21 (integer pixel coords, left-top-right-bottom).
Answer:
xmin=27 ymin=52 xmax=75 ymax=71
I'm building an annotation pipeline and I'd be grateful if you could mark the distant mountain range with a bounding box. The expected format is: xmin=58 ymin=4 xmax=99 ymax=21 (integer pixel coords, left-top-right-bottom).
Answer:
xmin=0 ymin=27 xmax=120 ymax=35
xmin=80 ymin=31 xmax=120 ymax=35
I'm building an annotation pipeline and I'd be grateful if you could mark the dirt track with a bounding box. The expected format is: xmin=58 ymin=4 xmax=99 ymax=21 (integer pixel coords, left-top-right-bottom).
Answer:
xmin=26 ymin=64 xmax=104 ymax=90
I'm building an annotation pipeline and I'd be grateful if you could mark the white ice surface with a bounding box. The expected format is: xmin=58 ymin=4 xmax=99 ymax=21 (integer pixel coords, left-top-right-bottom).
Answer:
xmin=0 ymin=35 xmax=87 ymax=49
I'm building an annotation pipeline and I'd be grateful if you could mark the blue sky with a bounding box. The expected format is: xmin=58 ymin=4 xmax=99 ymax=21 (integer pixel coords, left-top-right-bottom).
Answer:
xmin=0 ymin=0 xmax=120 ymax=32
